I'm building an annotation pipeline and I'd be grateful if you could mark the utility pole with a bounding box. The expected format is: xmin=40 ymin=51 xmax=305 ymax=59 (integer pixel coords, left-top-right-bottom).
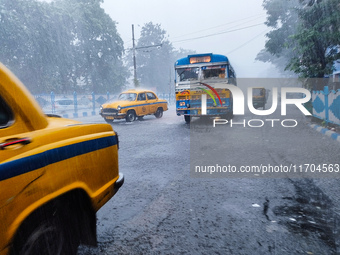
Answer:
xmin=132 ymin=24 xmax=138 ymax=87
xmin=169 ymin=67 xmax=172 ymax=104
xmin=131 ymin=24 xmax=162 ymax=88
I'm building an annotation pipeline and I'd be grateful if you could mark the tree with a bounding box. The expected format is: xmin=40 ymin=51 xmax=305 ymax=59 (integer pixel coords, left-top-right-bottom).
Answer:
xmin=60 ymin=0 xmax=127 ymax=93
xmin=257 ymin=0 xmax=340 ymax=82
xmin=0 ymin=0 xmax=58 ymax=92
xmin=173 ymin=48 xmax=197 ymax=63
xmin=256 ymin=0 xmax=301 ymax=76
xmin=286 ymin=0 xmax=340 ymax=79
xmin=132 ymin=22 xmax=174 ymax=93
xmin=0 ymin=0 xmax=127 ymax=93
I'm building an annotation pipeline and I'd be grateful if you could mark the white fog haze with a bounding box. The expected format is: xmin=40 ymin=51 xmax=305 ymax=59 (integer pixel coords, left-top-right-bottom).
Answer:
xmin=101 ymin=0 xmax=278 ymax=78
xmin=2 ymin=1 xmax=340 ymax=255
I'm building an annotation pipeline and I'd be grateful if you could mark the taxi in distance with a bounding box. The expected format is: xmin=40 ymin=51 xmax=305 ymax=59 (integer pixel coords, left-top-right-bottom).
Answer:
xmin=100 ymin=89 xmax=168 ymax=122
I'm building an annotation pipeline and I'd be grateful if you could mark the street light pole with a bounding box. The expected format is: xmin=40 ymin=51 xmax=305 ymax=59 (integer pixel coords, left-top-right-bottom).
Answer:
xmin=132 ymin=24 xmax=138 ymax=87
xmin=131 ymin=24 xmax=162 ymax=88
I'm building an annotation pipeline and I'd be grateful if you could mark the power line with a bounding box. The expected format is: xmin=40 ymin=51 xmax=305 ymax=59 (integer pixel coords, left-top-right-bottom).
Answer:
xmin=136 ymin=44 xmax=162 ymax=50
xmin=171 ymin=13 xmax=266 ymax=40
xmin=226 ymin=29 xmax=270 ymax=55
xmin=172 ymin=23 xmax=265 ymax=43
xmin=123 ymin=14 xmax=266 ymax=47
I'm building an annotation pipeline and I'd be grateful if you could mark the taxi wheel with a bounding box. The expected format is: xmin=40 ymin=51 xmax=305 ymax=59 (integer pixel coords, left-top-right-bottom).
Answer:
xmin=155 ymin=108 xmax=163 ymax=118
xmin=11 ymin=212 xmax=78 ymax=255
xmin=125 ymin=110 xmax=136 ymax=122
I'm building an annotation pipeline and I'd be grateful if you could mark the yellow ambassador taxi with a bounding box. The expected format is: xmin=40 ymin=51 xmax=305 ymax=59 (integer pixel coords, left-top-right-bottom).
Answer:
xmin=0 ymin=63 xmax=124 ymax=255
xmin=100 ymin=89 xmax=168 ymax=122
xmin=252 ymin=87 xmax=267 ymax=109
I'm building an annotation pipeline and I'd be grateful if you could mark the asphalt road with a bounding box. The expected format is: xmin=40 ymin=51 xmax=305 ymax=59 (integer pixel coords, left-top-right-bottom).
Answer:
xmin=77 ymin=105 xmax=340 ymax=255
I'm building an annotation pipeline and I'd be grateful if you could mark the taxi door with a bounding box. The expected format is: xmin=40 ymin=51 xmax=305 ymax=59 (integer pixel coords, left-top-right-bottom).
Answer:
xmin=146 ymin=92 xmax=158 ymax=114
xmin=0 ymin=85 xmax=49 ymax=252
xmin=136 ymin=92 xmax=149 ymax=116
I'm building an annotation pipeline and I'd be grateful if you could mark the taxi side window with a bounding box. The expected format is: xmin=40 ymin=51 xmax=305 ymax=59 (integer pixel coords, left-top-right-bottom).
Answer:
xmin=137 ymin=93 xmax=146 ymax=101
xmin=146 ymin=93 xmax=156 ymax=100
xmin=0 ymin=95 xmax=13 ymax=128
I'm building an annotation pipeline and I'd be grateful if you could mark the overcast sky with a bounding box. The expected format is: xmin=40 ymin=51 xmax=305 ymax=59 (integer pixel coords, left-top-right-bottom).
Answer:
xmin=101 ymin=0 xmax=277 ymax=78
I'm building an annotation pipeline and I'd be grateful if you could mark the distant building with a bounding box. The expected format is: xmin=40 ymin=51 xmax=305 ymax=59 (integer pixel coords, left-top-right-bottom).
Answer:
xmin=332 ymin=60 xmax=340 ymax=83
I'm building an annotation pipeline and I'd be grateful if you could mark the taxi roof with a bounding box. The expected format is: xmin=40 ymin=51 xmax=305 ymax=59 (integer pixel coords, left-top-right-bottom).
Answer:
xmin=121 ymin=89 xmax=156 ymax=94
xmin=0 ymin=63 xmax=48 ymax=131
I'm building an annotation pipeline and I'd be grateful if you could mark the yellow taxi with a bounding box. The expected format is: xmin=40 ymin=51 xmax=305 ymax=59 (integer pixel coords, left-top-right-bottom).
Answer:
xmin=0 ymin=63 xmax=123 ymax=255
xmin=252 ymin=87 xmax=267 ymax=109
xmin=100 ymin=89 xmax=168 ymax=122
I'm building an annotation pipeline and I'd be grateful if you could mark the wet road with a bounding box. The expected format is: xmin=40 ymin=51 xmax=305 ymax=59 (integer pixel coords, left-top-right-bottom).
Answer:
xmin=77 ymin=105 xmax=340 ymax=255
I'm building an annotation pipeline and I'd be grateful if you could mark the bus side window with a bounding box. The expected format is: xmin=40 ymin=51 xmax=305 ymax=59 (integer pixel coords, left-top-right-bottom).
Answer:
xmin=219 ymin=68 xmax=226 ymax=78
xmin=229 ymin=68 xmax=234 ymax=78
xmin=203 ymin=68 xmax=225 ymax=79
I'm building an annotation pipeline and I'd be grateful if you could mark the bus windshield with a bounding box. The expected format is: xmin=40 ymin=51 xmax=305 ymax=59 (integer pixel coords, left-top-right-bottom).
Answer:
xmin=176 ymin=67 xmax=200 ymax=81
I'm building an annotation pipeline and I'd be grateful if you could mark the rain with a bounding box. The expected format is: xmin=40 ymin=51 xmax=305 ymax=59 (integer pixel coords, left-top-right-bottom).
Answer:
xmin=1 ymin=0 xmax=340 ymax=254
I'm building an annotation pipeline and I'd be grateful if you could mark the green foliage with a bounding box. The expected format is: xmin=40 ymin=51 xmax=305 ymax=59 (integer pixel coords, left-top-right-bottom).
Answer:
xmin=258 ymin=0 xmax=340 ymax=80
xmin=290 ymin=0 xmax=340 ymax=78
xmin=0 ymin=0 xmax=127 ymax=93
xmin=131 ymin=22 xmax=173 ymax=92
xmin=256 ymin=0 xmax=301 ymax=76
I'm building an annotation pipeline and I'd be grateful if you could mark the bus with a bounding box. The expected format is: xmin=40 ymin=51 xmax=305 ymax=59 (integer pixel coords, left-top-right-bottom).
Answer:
xmin=174 ymin=53 xmax=236 ymax=123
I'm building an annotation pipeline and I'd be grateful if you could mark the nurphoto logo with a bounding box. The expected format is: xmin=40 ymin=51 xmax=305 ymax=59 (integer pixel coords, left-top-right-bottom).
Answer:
xmin=200 ymin=84 xmax=312 ymax=128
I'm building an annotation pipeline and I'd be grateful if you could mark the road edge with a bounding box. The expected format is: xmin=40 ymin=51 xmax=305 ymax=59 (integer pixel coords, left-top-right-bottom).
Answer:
xmin=310 ymin=124 xmax=340 ymax=143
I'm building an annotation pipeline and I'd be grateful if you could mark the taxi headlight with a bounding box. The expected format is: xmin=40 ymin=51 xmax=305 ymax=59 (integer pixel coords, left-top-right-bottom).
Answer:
xmin=117 ymin=105 xmax=121 ymax=111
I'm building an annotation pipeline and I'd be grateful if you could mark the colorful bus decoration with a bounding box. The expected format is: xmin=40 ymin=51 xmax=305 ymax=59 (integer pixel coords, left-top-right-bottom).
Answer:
xmin=174 ymin=53 xmax=236 ymax=123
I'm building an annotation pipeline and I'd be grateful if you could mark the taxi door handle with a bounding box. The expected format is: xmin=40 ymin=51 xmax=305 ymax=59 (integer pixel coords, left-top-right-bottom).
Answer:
xmin=0 ymin=137 xmax=31 ymax=150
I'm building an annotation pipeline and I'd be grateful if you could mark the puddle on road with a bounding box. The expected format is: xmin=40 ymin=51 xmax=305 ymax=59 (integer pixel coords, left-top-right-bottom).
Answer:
xmin=272 ymin=179 xmax=340 ymax=252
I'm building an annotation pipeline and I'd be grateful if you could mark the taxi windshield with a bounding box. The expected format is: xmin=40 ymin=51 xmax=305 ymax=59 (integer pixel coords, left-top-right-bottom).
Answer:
xmin=118 ymin=93 xmax=137 ymax=101
xmin=253 ymin=88 xmax=264 ymax=96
